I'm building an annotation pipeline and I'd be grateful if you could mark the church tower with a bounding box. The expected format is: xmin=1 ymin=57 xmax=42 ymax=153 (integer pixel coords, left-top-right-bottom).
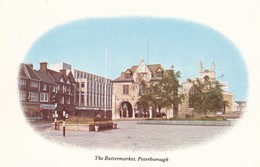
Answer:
xmin=199 ymin=60 xmax=216 ymax=81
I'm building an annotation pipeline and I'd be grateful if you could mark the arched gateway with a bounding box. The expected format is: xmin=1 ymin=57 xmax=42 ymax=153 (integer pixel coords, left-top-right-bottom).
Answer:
xmin=120 ymin=101 xmax=133 ymax=118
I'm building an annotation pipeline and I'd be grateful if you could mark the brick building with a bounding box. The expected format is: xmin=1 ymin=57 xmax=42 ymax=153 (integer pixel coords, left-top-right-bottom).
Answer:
xmin=18 ymin=63 xmax=42 ymax=120
xmin=18 ymin=62 xmax=76 ymax=120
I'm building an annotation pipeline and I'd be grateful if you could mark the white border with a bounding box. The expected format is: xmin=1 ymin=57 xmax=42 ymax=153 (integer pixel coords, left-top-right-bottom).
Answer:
xmin=1 ymin=0 xmax=260 ymax=167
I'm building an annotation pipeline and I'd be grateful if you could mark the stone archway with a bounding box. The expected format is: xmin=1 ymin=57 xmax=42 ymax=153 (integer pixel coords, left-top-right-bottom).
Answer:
xmin=134 ymin=101 xmax=149 ymax=118
xmin=120 ymin=101 xmax=133 ymax=118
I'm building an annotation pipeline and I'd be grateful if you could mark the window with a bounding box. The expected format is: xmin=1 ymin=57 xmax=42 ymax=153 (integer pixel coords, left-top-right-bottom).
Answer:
xmin=156 ymin=68 xmax=164 ymax=77
xmin=80 ymin=72 xmax=83 ymax=78
xmin=156 ymin=71 xmax=163 ymax=77
xmin=63 ymin=85 xmax=66 ymax=93
xmin=56 ymin=85 xmax=60 ymax=92
xmin=40 ymin=93 xmax=48 ymax=102
xmin=67 ymin=86 xmax=71 ymax=94
xmin=81 ymin=95 xmax=85 ymax=105
xmin=19 ymin=91 xmax=27 ymax=101
xmin=67 ymin=97 xmax=70 ymax=105
xmin=19 ymin=79 xmax=26 ymax=86
xmin=30 ymin=81 xmax=38 ymax=88
xmin=76 ymin=95 xmax=79 ymax=104
xmin=125 ymin=73 xmax=131 ymax=78
xmin=28 ymin=92 xmax=38 ymax=102
xmin=43 ymin=83 xmax=47 ymax=90
xmin=81 ymin=82 xmax=85 ymax=88
xmin=123 ymin=85 xmax=129 ymax=94
xmin=204 ymin=75 xmax=210 ymax=81
xmin=60 ymin=96 xmax=64 ymax=104
xmin=139 ymin=83 xmax=145 ymax=95
xmin=125 ymin=70 xmax=132 ymax=78
xmin=52 ymin=86 xmax=55 ymax=92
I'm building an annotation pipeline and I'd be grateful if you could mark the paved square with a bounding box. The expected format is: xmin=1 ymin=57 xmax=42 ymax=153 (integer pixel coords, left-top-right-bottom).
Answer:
xmin=35 ymin=121 xmax=231 ymax=151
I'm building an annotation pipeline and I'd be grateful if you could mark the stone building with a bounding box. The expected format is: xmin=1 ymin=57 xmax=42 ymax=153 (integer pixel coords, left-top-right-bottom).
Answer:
xmin=180 ymin=60 xmax=234 ymax=117
xmin=112 ymin=60 xmax=172 ymax=119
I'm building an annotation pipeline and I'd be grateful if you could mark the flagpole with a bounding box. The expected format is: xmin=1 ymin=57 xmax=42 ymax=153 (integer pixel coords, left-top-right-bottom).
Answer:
xmin=104 ymin=46 xmax=108 ymax=118
xmin=147 ymin=36 xmax=149 ymax=65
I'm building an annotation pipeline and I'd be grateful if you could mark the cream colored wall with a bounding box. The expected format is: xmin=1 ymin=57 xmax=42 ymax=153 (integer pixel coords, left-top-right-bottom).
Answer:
xmin=112 ymin=81 xmax=139 ymax=119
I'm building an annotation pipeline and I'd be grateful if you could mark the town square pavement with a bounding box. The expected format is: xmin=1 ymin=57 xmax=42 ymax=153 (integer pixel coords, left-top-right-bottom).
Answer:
xmin=31 ymin=120 xmax=232 ymax=152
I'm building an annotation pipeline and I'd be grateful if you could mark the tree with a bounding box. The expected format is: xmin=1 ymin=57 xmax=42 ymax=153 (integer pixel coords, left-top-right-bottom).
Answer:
xmin=189 ymin=79 xmax=227 ymax=115
xmin=138 ymin=82 xmax=160 ymax=117
xmin=139 ymin=69 xmax=183 ymax=118
xmin=159 ymin=70 xmax=183 ymax=118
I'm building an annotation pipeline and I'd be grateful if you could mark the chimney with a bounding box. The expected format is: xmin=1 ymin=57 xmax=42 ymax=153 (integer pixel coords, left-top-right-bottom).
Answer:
xmin=28 ymin=64 xmax=33 ymax=69
xmin=40 ymin=62 xmax=48 ymax=73
xmin=60 ymin=69 xmax=67 ymax=75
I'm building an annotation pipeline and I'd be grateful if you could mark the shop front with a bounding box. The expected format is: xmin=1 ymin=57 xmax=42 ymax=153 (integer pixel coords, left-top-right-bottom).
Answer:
xmin=40 ymin=104 xmax=56 ymax=120
xmin=21 ymin=102 xmax=41 ymax=121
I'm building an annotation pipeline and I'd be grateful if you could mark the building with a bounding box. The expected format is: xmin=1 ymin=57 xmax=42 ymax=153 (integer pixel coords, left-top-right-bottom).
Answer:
xmin=234 ymin=101 xmax=247 ymax=114
xmin=180 ymin=60 xmax=235 ymax=117
xmin=34 ymin=63 xmax=56 ymax=119
xmin=112 ymin=60 xmax=172 ymax=119
xmin=18 ymin=62 xmax=76 ymax=120
xmin=50 ymin=63 xmax=113 ymax=118
xmin=18 ymin=63 xmax=42 ymax=120
xmin=38 ymin=62 xmax=76 ymax=119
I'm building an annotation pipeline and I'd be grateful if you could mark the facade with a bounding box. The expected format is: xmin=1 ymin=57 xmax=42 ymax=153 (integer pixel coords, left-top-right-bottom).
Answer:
xmin=50 ymin=63 xmax=113 ymax=118
xmin=38 ymin=62 xmax=76 ymax=119
xmin=234 ymin=101 xmax=247 ymax=114
xmin=18 ymin=64 xmax=42 ymax=120
xmin=112 ymin=60 xmax=172 ymax=119
xmin=18 ymin=62 xmax=76 ymax=120
xmin=180 ymin=60 xmax=235 ymax=117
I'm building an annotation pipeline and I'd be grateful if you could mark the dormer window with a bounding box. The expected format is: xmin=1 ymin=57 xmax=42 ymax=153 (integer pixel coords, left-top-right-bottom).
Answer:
xmin=156 ymin=67 xmax=164 ymax=77
xmin=156 ymin=71 xmax=163 ymax=77
xmin=125 ymin=73 xmax=131 ymax=78
xmin=125 ymin=69 xmax=132 ymax=79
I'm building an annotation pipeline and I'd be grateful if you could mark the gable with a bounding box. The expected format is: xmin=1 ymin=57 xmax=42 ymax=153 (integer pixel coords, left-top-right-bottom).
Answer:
xmin=156 ymin=67 xmax=163 ymax=72
xmin=19 ymin=67 xmax=28 ymax=78
xmin=136 ymin=60 xmax=150 ymax=74
xmin=59 ymin=76 xmax=64 ymax=83
xmin=125 ymin=69 xmax=132 ymax=74
xmin=67 ymin=78 xmax=71 ymax=85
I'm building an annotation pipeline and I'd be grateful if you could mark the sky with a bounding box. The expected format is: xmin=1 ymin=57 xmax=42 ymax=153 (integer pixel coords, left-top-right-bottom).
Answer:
xmin=24 ymin=17 xmax=248 ymax=101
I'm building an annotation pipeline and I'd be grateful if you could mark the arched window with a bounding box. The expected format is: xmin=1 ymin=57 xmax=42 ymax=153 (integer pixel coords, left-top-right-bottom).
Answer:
xmin=204 ymin=75 xmax=209 ymax=81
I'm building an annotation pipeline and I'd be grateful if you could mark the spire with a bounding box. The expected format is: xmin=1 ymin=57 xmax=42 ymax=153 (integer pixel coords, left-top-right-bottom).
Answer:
xmin=211 ymin=60 xmax=215 ymax=71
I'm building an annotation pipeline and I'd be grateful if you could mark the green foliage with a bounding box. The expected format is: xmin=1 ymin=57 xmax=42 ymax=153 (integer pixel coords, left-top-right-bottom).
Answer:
xmin=189 ymin=78 xmax=227 ymax=115
xmin=139 ymin=69 xmax=183 ymax=118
